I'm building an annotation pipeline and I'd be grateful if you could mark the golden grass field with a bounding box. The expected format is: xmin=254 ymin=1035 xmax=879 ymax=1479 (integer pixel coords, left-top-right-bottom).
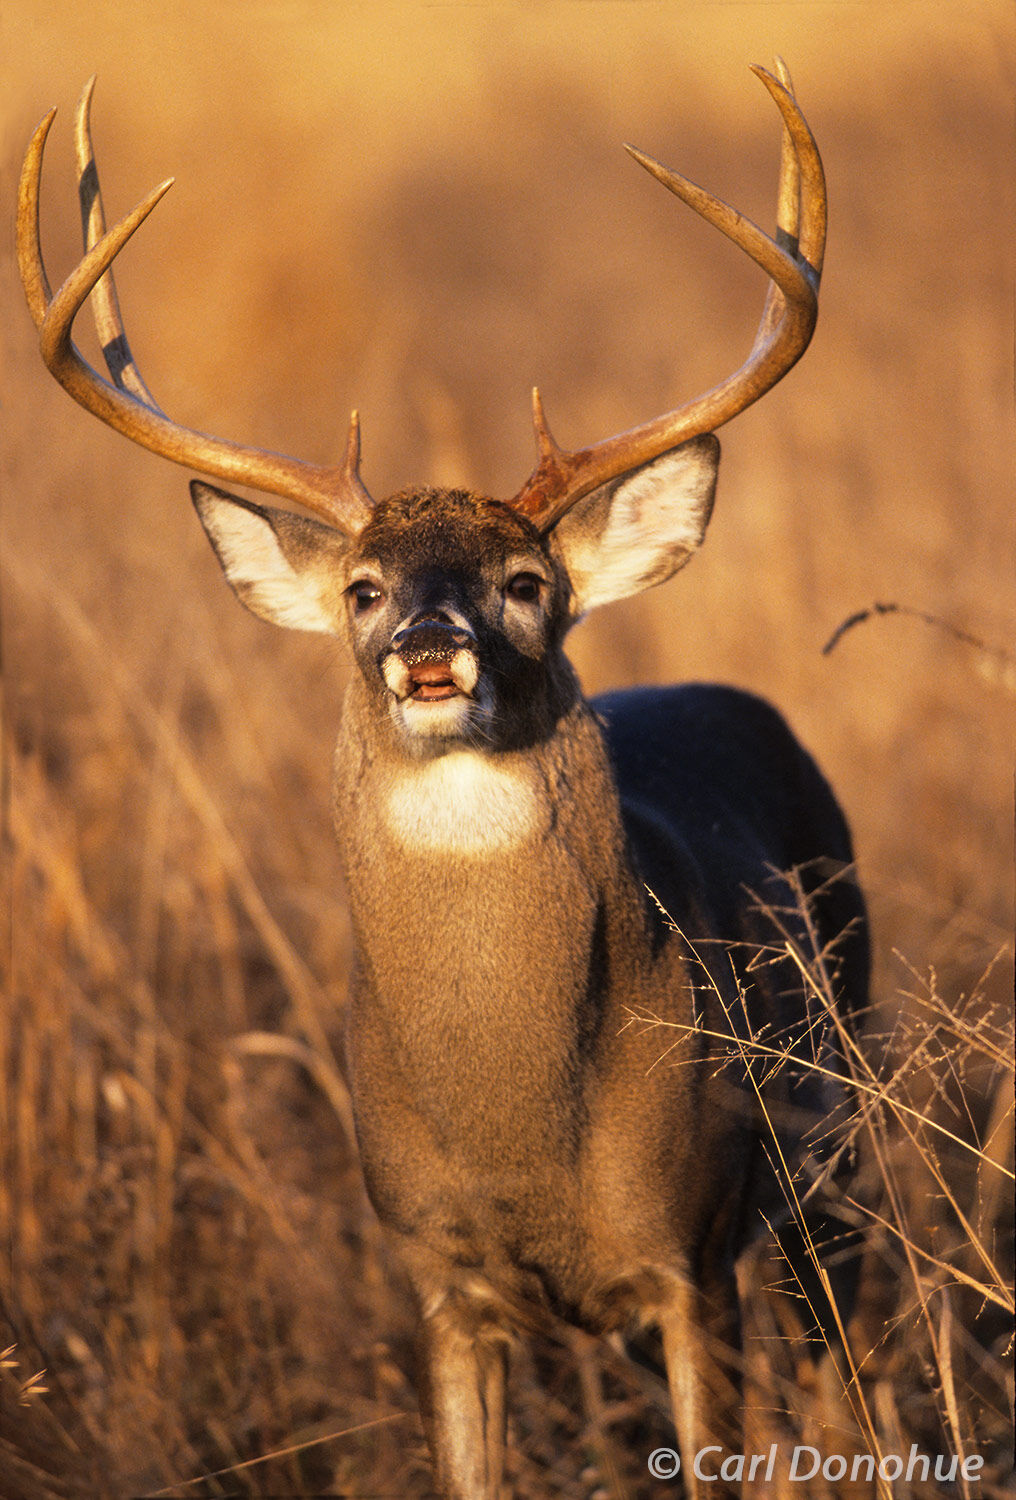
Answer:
xmin=2 ymin=2 xmax=1013 ymax=1495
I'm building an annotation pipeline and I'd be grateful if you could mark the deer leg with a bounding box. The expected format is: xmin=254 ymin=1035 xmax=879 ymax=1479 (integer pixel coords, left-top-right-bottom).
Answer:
xmin=482 ymin=1337 xmax=508 ymax=1493
xmin=416 ymin=1301 xmax=508 ymax=1500
xmin=658 ymin=1272 xmax=743 ymax=1500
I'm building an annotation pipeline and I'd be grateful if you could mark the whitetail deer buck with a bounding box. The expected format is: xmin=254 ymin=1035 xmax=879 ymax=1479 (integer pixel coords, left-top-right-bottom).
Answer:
xmin=21 ymin=65 xmax=867 ymax=1497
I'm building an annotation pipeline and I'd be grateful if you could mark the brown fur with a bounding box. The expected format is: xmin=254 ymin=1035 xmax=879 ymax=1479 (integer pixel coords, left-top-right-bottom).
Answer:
xmin=193 ymin=466 xmax=867 ymax=1498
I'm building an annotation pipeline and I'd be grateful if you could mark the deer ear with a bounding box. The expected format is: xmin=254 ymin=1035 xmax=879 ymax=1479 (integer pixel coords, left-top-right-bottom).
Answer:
xmin=191 ymin=481 xmax=350 ymax=634
xmin=549 ymin=434 xmax=719 ymax=616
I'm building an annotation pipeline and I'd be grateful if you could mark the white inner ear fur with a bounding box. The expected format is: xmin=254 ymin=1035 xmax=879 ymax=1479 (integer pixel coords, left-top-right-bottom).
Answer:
xmin=198 ymin=495 xmax=339 ymax=634
xmin=554 ymin=437 xmax=719 ymax=616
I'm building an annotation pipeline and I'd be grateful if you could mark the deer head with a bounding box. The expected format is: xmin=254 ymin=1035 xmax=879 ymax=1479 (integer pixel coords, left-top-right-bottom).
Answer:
xmin=18 ymin=65 xmax=823 ymax=644
xmin=189 ymin=430 xmax=718 ymax=755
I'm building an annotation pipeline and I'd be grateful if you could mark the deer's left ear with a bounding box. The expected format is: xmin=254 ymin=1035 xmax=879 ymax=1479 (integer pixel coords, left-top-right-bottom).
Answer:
xmin=548 ymin=434 xmax=719 ymax=616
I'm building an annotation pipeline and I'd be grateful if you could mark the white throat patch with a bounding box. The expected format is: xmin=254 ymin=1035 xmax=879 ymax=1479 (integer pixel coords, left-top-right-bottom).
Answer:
xmin=382 ymin=751 xmax=542 ymax=854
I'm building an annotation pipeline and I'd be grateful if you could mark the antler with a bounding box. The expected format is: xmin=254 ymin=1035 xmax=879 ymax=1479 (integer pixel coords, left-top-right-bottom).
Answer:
xmin=17 ymin=78 xmax=374 ymax=534
xmin=510 ymin=61 xmax=826 ymax=529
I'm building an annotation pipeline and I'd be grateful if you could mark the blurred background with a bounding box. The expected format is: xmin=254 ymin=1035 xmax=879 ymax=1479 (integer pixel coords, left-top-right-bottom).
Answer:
xmin=2 ymin=2 xmax=1013 ymax=1495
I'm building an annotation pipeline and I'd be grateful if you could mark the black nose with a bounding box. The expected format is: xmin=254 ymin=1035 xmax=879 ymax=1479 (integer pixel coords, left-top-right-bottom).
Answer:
xmin=391 ymin=617 xmax=474 ymax=661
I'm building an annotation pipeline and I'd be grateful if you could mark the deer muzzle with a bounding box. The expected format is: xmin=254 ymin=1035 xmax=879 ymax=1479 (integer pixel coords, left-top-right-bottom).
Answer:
xmin=383 ymin=620 xmax=480 ymax=703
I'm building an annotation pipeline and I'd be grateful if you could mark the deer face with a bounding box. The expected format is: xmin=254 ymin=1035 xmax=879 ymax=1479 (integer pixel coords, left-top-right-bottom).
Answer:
xmin=191 ymin=482 xmax=573 ymax=754
xmin=345 ymin=489 xmax=572 ymax=751
xmin=191 ymin=435 xmax=719 ymax=755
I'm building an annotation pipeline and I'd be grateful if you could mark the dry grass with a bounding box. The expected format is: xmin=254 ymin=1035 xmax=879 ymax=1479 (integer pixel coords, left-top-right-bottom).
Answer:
xmin=2 ymin=2 xmax=1013 ymax=1495
xmin=637 ymin=881 xmax=1014 ymax=1499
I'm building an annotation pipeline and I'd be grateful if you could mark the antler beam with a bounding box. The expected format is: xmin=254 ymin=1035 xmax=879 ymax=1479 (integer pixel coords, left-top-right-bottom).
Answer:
xmin=20 ymin=66 xmax=825 ymax=540
xmin=17 ymin=79 xmax=373 ymax=535
xmin=510 ymin=61 xmax=826 ymax=530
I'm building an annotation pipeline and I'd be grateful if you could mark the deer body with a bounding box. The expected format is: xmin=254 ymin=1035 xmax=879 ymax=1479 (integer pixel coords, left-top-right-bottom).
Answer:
xmin=277 ymin=478 xmax=861 ymax=1498
xmin=21 ymin=63 xmax=866 ymax=1498
xmin=337 ymin=672 xmax=836 ymax=1285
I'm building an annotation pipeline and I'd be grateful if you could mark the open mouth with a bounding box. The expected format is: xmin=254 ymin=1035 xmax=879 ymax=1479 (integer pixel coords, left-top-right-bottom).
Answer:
xmin=407 ymin=660 xmax=462 ymax=702
xmin=382 ymin=635 xmax=480 ymax=724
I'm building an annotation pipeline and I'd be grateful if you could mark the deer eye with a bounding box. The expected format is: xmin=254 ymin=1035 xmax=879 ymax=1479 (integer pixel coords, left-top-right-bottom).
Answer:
xmin=505 ymin=572 xmax=544 ymax=605
xmin=348 ymin=580 xmax=384 ymax=613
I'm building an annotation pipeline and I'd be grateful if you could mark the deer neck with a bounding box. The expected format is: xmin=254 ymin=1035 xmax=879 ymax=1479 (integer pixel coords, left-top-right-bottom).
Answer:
xmin=332 ymin=680 xmax=649 ymax=1150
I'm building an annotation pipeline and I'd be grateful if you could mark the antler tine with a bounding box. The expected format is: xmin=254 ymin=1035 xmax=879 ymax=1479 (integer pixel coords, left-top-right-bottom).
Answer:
xmin=754 ymin=56 xmax=799 ymax=348
xmin=772 ymin=57 xmax=801 ymax=247
xmin=74 ymin=75 xmax=160 ymax=408
xmin=530 ymin=385 xmax=563 ymax=462
xmin=511 ymin=64 xmax=826 ymax=530
xmin=17 ymin=84 xmax=374 ymax=535
xmin=752 ymin=63 xmax=825 ymax=274
xmin=17 ymin=108 xmax=58 ymax=326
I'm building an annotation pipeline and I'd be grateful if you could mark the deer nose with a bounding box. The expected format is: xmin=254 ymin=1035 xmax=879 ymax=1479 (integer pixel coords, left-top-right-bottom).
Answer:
xmin=391 ymin=615 xmax=474 ymax=657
